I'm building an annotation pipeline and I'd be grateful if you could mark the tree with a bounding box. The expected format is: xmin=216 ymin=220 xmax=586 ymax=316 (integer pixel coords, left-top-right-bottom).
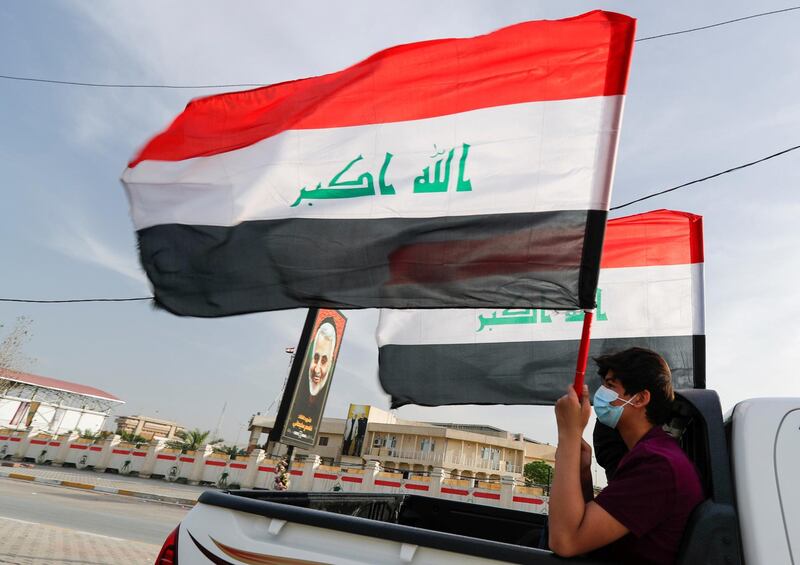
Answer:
xmin=212 ymin=444 xmax=247 ymax=460
xmin=524 ymin=460 xmax=554 ymax=489
xmin=117 ymin=430 xmax=149 ymax=447
xmin=0 ymin=316 xmax=36 ymax=371
xmin=78 ymin=429 xmax=113 ymax=441
xmin=165 ymin=428 xmax=222 ymax=453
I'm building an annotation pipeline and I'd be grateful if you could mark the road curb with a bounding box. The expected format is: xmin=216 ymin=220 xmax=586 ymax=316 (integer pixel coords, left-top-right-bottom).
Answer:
xmin=0 ymin=461 xmax=34 ymax=469
xmin=0 ymin=468 xmax=198 ymax=506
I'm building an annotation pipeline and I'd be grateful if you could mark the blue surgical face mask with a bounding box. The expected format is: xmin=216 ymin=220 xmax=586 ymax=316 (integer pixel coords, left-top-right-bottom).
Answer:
xmin=593 ymin=385 xmax=637 ymax=429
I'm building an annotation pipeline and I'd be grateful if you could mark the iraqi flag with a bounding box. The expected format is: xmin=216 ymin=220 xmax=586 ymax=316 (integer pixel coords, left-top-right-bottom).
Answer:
xmin=377 ymin=210 xmax=705 ymax=407
xmin=122 ymin=11 xmax=635 ymax=317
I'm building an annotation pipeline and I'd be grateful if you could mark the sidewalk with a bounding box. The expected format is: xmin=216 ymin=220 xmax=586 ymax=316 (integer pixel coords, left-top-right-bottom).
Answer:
xmin=0 ymin=464 xmax=209 ymax=505
xmin=0 ymin=516 xmax=159 ymax=565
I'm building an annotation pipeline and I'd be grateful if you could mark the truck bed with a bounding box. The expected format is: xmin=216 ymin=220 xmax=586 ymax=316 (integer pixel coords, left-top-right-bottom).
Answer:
xmin=175 ymin=391 xmax=744 ymax=564
xmin=183 ymin=489 xmax=602 ymax=564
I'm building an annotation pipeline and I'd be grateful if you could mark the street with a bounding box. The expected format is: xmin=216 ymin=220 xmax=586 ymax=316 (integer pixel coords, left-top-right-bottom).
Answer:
xmin=0 ymin=477 xmax=189 ymax=564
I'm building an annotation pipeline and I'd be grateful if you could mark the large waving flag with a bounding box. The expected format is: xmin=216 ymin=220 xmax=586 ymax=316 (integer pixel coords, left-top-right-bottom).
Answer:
xmin=123 ymin=11 xmax=635 ymax=317
xmin=377 ymin=210 xmax=705 ymax=407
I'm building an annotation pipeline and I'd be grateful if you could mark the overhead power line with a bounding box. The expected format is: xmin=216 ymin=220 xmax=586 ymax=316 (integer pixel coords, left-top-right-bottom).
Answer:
xmin=0 ymin=297 xmax=152 ymax=304
xmin=1 ymin=6 xmax=798 ymax=90
xmin=635 ymin=6 xmax=800 ymax=42
xmin=611 ymin=143 xmax=800 ymax=210
xmin=0 ymin=74 xmax=263 ymax=90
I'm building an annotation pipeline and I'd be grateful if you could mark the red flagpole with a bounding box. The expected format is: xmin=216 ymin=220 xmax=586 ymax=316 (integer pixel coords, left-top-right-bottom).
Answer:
xmin=573 ymin=310 xmax=594 ymax=399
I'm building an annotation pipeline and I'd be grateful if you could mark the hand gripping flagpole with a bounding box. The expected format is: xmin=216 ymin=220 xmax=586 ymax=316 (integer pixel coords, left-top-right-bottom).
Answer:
xmin=573 ymin=310 xmax=595 ymax=399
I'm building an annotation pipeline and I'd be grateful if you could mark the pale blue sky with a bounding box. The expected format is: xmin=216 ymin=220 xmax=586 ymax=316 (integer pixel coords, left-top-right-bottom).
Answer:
xmin=2 ymin=1 xmax=799 ymax=447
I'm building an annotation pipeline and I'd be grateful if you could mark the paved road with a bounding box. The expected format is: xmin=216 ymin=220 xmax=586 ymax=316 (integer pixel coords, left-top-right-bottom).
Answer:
xmin=1 ymin=463 xmax=209 ymax=500
xmin=0 ymin=477 xmax=189 ymax=564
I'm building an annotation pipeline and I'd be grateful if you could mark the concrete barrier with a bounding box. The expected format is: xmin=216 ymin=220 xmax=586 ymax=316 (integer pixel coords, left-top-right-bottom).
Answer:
xmin=0 ymin=428 xmax=548 ymax=513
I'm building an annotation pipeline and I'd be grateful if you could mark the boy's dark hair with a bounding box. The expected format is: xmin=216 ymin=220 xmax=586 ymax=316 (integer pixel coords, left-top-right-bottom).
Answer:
xmin=594 ymin=347 xmax=674 ymax=425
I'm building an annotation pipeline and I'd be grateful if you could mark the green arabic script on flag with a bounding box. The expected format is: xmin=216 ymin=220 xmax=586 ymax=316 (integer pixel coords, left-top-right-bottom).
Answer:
xmin=291 ymin=143 xmax=472 ymax=206
xmin=477 ymin=289 xmax=609 ymax=332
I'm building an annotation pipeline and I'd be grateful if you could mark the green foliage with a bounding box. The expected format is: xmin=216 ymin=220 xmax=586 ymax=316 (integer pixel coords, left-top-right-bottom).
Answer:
xmin=76 ymin=429 xmax=114 ymax=441
xmin=164 ymin=428 xmax=221 ymax=453
xmin=523 ymin=460 xmax=553 ymax=487
xmin=212 ymin=444 xmax=247 ymax=459
xmin=117 ymin=430 xmax=149 ymax=446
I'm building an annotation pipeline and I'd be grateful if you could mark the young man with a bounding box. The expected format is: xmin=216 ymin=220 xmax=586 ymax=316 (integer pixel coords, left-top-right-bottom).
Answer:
xmin=548 ymin=348 xmax=704 ymax=565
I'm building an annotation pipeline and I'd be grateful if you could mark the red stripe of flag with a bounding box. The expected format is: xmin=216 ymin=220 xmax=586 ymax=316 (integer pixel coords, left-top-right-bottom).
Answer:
xmin=314 ymin=472 xmax=338 ymax=480
xmin=473 ymin=491 xmax=501 ymax=500
xmin=157 ymin=454 xmax=177 ymax=461
xmin=601 ymin=209 xmax=704 ymax=268
xmin=129 ymin=11 xmax=634 ymax=168
xmin=375 ymin=479 xmax=402 ymax=488
xmin=341 ymin=476 xmax=363 ymax=483
xmin=230 ymin=463 xmax=247 ymax=469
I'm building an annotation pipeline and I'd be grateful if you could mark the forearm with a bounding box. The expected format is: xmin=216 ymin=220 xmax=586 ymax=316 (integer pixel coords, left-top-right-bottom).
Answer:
xmin=548 ymin=433 xmax=586 ymax=550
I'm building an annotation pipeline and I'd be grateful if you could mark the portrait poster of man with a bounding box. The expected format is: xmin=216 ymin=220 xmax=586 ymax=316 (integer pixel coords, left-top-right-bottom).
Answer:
xmin=342 ymin=404 xmax=371 ymax=457
xmin=274 ymin=308 xmax=347 ymax=449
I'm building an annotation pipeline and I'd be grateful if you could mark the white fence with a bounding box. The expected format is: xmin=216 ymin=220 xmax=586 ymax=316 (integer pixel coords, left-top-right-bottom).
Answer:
xmin=0 ymin=428 xmax=548 ymax=514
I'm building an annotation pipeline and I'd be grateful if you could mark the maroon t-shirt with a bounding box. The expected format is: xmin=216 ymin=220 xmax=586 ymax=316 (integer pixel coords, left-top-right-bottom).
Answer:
xmin=594 ymin=426 xmax=704 ymax=565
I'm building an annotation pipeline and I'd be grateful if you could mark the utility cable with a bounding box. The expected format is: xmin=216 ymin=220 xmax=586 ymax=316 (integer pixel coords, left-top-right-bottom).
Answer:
xmin=611 ymin=143 xmax=800 ymax=210
xmin=1 ymin=6 xmax=799 ymax=89
xmin=0 ymin=74 xmax=262 ymax=89
xmin=0 ymin=297 xmax=151 ymax=303
xmin=635 ymin=6 xmax=800 ymax=42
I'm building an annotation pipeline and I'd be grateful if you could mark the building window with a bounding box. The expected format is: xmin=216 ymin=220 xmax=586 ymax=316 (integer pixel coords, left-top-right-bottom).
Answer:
xmin=420 ymin=438 xmax=435 ymax=452
xmin=318 ymin=436 xmax=329 ymax=446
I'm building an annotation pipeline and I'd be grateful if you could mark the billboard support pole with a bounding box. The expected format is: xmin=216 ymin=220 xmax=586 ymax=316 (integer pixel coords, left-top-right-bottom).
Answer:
xmin=572 ymin=310 xmax=594 ymax=400
xmin=285 ymin=445 xmax=295 ymax=480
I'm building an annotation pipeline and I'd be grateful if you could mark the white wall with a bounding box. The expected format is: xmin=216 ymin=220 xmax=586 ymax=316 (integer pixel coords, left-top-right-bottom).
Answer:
xmin=74 ymin=412 xmax=105 ymax=434
xmin=56 ymin=410 xmax=81 ymax=433
xmin=30 ymin=404 xmax=57 ymax=431
xmin=0 ymin=398 xmax=23 ymax=425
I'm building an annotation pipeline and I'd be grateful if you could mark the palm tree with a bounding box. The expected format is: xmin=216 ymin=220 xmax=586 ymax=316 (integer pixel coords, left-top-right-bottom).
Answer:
xmin=212 ymin=444 xmax=247 ymax=460
xmin=165 ymin=428 xmax=222 ymax=453
xmin=78 ymin=429 xmax=114 ymax=441
xmin=117 ymin=430 xmax=149 ymax=446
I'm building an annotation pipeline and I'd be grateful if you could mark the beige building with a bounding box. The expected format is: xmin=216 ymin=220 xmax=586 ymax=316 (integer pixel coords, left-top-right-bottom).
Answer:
xmin=248 ymin=405 xmax=554 ymax=482
xmin=114 ymin=415 xmax=184 ymax=440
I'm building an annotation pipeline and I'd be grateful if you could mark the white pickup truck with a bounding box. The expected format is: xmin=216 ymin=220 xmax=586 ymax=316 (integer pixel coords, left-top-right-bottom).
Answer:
xmin=154 ymin=390 xmax=800 ymax=564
